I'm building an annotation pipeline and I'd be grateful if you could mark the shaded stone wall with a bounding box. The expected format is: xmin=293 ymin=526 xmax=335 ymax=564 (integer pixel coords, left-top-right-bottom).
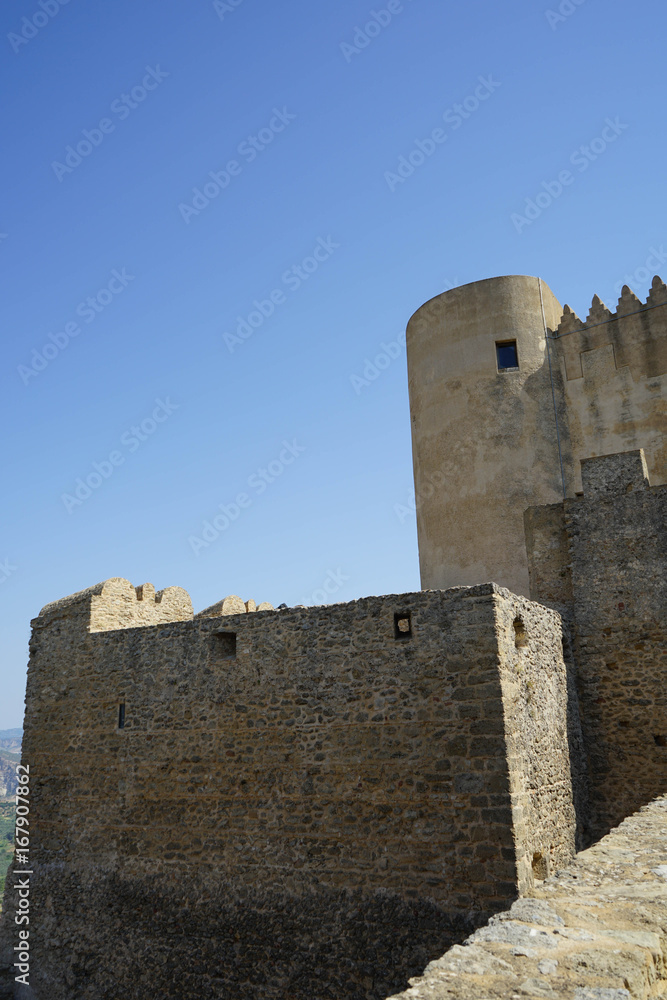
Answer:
xmin=386 ymin=794 xmax=667 ymax=1000
xmin=525 ymin=450 xmax=667 ymax=842
xmin=0 ymin=583 xmax=575 ymax=999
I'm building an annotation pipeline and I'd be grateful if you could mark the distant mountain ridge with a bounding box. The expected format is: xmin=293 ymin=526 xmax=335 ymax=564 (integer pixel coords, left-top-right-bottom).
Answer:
xmin=0 ymin=731 xmax=22 ymax=798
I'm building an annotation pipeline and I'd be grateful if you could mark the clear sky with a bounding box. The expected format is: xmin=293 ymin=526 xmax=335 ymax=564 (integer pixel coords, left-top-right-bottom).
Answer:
xmin=1 ymin=0 xmax=665 ymax=728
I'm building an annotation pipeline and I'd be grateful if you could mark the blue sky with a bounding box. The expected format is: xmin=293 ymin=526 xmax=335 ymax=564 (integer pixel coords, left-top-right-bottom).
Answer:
xmin=1 ymin=0 xmax=665 ymax=728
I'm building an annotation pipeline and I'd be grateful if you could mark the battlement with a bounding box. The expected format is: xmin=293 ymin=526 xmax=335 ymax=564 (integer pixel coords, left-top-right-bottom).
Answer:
xmin=545 ymin=279 xmax=667 ymax=493
xmin=35 ymin=577 xmax=194 ymax=633
xmin=33 ymin=578 xmax=277 ymax=634
xmin=552 ymin=275 xmax=667 ymax=382
xmin=196 ymin=595 xmax=275 ymax=617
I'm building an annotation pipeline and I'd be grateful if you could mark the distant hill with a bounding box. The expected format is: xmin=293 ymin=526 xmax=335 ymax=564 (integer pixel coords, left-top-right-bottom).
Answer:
xmin=0 ymin=731 xmax=22 ymax=758
xmin=0 ymin=732 xmax=21 ymax=798
xmin=0 ymin=803 xmax=15 ymax=901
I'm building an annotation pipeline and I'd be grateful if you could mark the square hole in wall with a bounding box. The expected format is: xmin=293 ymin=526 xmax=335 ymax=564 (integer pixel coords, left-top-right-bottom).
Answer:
xmin=213 ymin=631 xmax=237 ymax=660
xmin=394 ymin=612 xmax=413 ymax=640
xmin=496 ymin=340 xmax=519 ymax=371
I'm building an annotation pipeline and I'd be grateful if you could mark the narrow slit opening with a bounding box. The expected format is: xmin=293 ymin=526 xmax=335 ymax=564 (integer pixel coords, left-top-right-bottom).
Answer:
xmin=513 ymin=617 xmax=528 ymax=649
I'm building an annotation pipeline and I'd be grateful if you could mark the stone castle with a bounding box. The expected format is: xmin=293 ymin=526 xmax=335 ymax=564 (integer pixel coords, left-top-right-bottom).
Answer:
xmin=1 ymin=275 xmax=665 ymax=1000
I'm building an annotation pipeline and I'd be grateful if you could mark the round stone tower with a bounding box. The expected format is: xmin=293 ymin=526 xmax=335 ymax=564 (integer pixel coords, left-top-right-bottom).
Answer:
xmin=406 ymin=274 xmax=568 ymax=597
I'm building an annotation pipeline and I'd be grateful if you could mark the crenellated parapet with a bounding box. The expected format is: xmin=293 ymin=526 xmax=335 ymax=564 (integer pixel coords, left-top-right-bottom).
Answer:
xmin=552 ymin=275 xmax=667 ymax=383
xmin=34 ymin=578 xmax=275 ymax=637
xmin=90 ymin=578 xmax=194 ymax=632
xmin=196 ymin=595 xmax=274 ymax=617
xmin=36 ymin=577 xmax=194 ymax=634
xmin=549 ymin=276 xmax=667 ymax=489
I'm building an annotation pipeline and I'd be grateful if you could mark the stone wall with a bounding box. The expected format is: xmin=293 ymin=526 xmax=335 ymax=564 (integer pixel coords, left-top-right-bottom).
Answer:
xmin=525 ymin=450 xmax=667 ymax=842
xmin=494 ymin=598 xmax=579 ymax=887
xmin=0 ymin=583 xmax=576 ymax=999
xmin=386 ymin=793 xmax=667 ymax=1000
xmin=552 ymin=279 xmax=667 ymax=492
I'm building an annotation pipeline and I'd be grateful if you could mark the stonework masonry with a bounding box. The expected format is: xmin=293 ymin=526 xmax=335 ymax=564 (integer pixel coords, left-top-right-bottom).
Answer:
xmin=1 ymin=584 xmax=577 ymax=998
xmin=0 ymin=270 xmax=665 ymax=999
xmin=387 ymin=793 xmax=667 ymax=1000
xmin=525 ymin=449 xmax=667 ymax=842
xmin=407 ymin=275 xmax=667 ymax=597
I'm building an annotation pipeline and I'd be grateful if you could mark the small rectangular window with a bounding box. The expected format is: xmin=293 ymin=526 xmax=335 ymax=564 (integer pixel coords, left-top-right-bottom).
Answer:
xmin=394 ymin=612 xmax=412 ymax=640
xmin=118 ymin=703 xmax=126 ymax=729
xmin=496 ymin=340 xmax=519 ymax=371
xmin=213 ymin=631 xmax=237 ymax=660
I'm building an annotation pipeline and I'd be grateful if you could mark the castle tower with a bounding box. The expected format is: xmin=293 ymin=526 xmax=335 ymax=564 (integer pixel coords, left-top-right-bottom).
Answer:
xmin=406 ymin=275 xmax=569 ymax=597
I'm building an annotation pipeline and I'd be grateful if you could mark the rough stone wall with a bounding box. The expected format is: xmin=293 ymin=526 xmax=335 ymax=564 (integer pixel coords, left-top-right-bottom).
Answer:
xmin=494 ymin=598 xmax=577 ymax=889
xmin=0 ymin=583 xmax=576 ymax=999
xmin=525 ymin=450 xmax=667 ymax=843
xmin=385 ymin=793 xmax=667 ymax=1000
xmin=551 ymin=278 xmax=667 ymax=492
xmin=523 ymin=503 xmax=573 ymax=615
xmin=45 ymin=576 xmax=195 ymax=632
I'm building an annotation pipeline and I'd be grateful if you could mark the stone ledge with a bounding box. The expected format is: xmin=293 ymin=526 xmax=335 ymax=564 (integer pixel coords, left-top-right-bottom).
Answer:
xmin=386 ymin=795 xmax=667 ymax=1000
